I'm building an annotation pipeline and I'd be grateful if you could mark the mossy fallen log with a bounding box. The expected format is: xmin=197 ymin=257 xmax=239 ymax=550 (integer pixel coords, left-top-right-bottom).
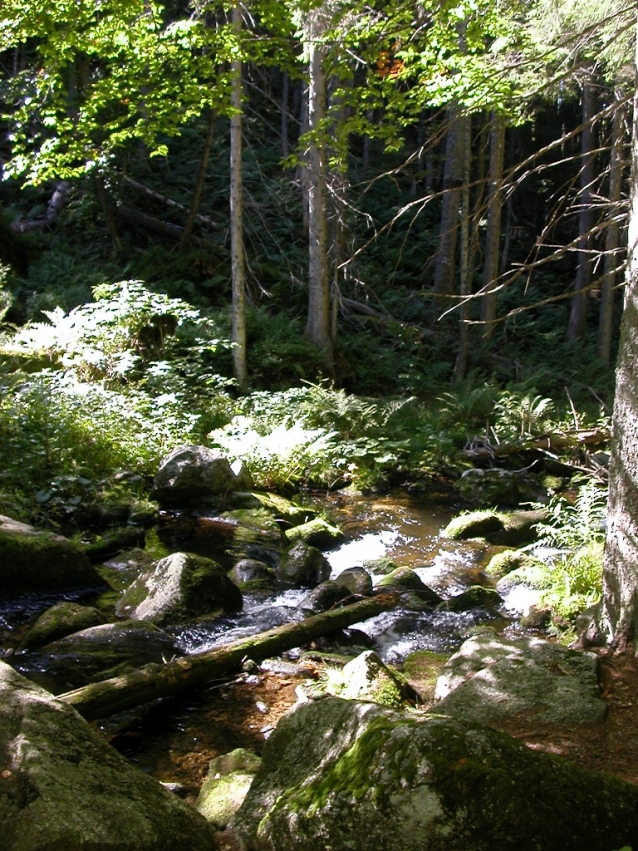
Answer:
xmin=58 ymin=595 xmax=397 ymax=721
xmin=459 ymin=428 xmax=609 ymax=462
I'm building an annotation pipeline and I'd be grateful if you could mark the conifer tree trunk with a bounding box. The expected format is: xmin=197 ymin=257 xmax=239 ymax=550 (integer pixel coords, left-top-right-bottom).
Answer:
xmin=481 ymin=114 xmax=506 ymax=338
xmin=432 ymin=106 xmax=466 ymax=315
xmin=230 ymin=1 xmax=247 ymax=388
xmin=304 ymin=12 xmax=333 ymax=372
xmin=454 ymin=115 xmax=472 ymax=380
xmin=281 ymin=70 xmax=289 ymax=159
xmin=598 ymin=93 xmax=625 ymax=365
xmin=180 ymin=110 xmax=217 ymax=248
xmin=600 ymin=31 xmax=638 ymax=651
xmin=567 ymin=81 xmax=596 ymax=341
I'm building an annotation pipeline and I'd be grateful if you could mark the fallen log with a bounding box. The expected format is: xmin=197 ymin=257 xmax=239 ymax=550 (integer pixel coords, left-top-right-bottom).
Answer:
xmin=459 ymin=429 xmax=610 ymax=462
xmin=11 ymin=181 xmax=71 ymax=233
xmin=58 ymin=594 xmax=397 ymax=721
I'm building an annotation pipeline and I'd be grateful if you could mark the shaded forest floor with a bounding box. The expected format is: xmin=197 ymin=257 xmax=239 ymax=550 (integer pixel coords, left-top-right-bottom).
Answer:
xmin=110 ymin=646 xmax=638 ymax=805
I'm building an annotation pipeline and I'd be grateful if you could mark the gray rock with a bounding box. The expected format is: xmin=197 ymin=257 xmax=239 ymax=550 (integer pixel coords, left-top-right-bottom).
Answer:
xmin=115 ymin=551 xmax=242 ymax=626
xmin=376 ymin=567 xmax=441 ymax=604
xmin=284 ymin=517 xmax=344 ymax=549
xmin=196 ymin=748 xmax=261 ymax=829
xmin=433 ymin=634 xmax=606 ymax=724
xmin=151 ymin=445 xmax=249 ymax=506
xmin=229 ymin=558 xmax=276 ymax=590
xmin=0 ymin=661 xmax=215 ymax=851
xmin=299 ymin=580 xmax=352 ymax=614
xmin=276 ymin=541 xmax=331 ymax=587
xmin=336 ymin=567 xmax=373 ymax=596
xmin=0 ymin=514 xmax=105 ymax=599
xmin=444 ymin=585 xmax=503 ymax=612
xmin=17 ymin=602 xmax=105 ymax=652
xmin=443 ymin=509 xmax=547 ymax=546
xmin=229 ymin=697 xmax=638 ymax=851
xmin=442 ymin=510 xmax=504 ymax=540
xmin=362 ymin=557 xmax=398 ymax=575
xmin=337 ymin=650 xmax=405 ymax=707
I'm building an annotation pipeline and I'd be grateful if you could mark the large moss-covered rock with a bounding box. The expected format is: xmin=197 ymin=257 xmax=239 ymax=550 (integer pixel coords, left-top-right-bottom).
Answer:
xmin=14 ymin=620 xmax=180 ymax=693
xmin=196 ymin=748 xmax=262 ymax=829
xmin=17 ymin=602 xmax=106 ymax=652
xmin=483 ymin=548 xmax=532 ymax=579
xmin=229 ymin=698 xmax=638 ymax=851
xmin=150 ymin=445 xmax=252 ymax=506
xmin=276 ymin=541 xmax=331 ymax=587
xmin=226 ymin=492 xmax=316 ymax=526
xmin=0 ymin=514 xmax=105 ymax=599
xmin=285 ymin=517 xmax=344 ymax=549
xmin=442 ymin=510 xmax=504 ymax=540
xmin=455 ymin=467 xmax=544 ymax=507
xmin=443 ymin=509 xmax=546 ymax=546
xmin=115 ymin=551 xmax=242 ymax=626
xmin=299 ymin=580 xmax=352 ymax=614
xmin=376 ymin=567 xmax=441 ymax=605
xmin=444 ymin=585 xmax=503 ymax=613
xmin=433 ymin=634 xmax=606 ymax=724
xmin=229 ymin=558 xmax=277 ymax=591
xmin=337 ymin=651 xmax=405 ymax=708
xmin=335 ymin=567 xmax=373 ymax=596
xmin=0 ymin=662 xmax=215 ymax=851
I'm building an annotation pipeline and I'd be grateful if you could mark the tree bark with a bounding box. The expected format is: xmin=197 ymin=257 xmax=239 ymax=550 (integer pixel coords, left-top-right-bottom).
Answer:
xmin=11 ymin=181 xmax=70 ymax=233
xmin=94 ymin=174 xmax=121 ymax=253
xmin=481 ymin=114 xmax=506 ymax=338
xmin=432 ymin=106 xmax=467 ymax=315
xmin=230 ymin=1 xmax=247 ymax=389
xmin=58 ymin=595 xmax=398 ymax=720
xmin=598 ymin=92 xmax=625 ymax=365
xmin=304 ymin=13 xmax=333 ymax=372
xmin=601 ymin=33 xmax=638 ymax=651
xmin=567 ymin=80 xmax=596 ymax=341
xmin=281 ymin=70 xmax=290 ymax=159
xmin=454 ymin=115 xmax=472 ymax=380
xmin=180 ymin=110 xmax=217 ymax=248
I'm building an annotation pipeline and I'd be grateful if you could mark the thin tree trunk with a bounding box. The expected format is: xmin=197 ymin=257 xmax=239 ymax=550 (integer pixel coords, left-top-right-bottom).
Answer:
xmin=454 ymin=115 xmax=472 ymax=380
xmin=469 ymin=116 xmax=489 ymax=277
xmin=567 ymin=81 xmax=596 ymax=341
xmin=230 ymin=1 xmax=247 ymax=388
xmin=600 ymin=29 xmax=638 ymax=651
xmin=362 ymin=109 xmax=374 ymax=168
xmin=95 ymin=175 xmax=121 ymax=253
xmin=598 ymin=92 xmax=625 ymax=365
xmin=58 ymin=595 xmax=398 ymax=720
xmin=304 ymin=14 xmax=333 ymax=371
xmin=481 ymin=114 xmax=506 ymax=338
xmin=281 ymin=70 xmax=290 ymax=159
xmin=432 ymin=106 xmax=467 ymax=315
xmin=299 ymin=83 xmax=310 ymax=238
xmin=180 ymin=110 xmax=217 ymax=248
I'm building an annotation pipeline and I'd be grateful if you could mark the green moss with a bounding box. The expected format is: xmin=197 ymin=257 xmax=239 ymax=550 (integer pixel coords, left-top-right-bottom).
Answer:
xmin=403 ymin=651 xmax=450 ymax=702
xmin=443 ymin=511 xmax=503 ymax=540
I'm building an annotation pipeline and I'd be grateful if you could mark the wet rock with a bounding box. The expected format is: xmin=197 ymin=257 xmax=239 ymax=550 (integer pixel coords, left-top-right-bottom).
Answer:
xmin=336 ymin=650 xmax=406 ymax=708
xmin=196 ymin=748 xmax=262 ymax=830
xmin=13 ymin=620 xmax=180 ymax=693
xmin=115 ymin=551 xmax=242 ymax=626
xmin=484 ymin=548 xmax=533 ymax=579
xmin=150 ymin=445 xmax=251 ymax=507
xmin=455 ymin=467 xmax=545 ymax=507
xmin=285 ymin=517 xmax=344 ymax=549
xmin=444 ymin=585 xmax=503 ymax=613
xmin=229 ymin=558 xmax=277 ymax=591
xmin=443 ymin=510 xmax=503 ymax=540
xmin=276 ymin=541 xmax=331 ymax=587
xmin=433 ymin=633 xmax=606 ymax=724
xmin=299 ymin=580 xmax=352 ymax=614
xmin=17 ymin=602 xmax=106 ymax=652
xmin=225 ymin=492 xmax=316 ymax=526
xmin=336 ymin=567 xmax=373 ymax=596
xmin=361 ymin=557 xmax=398 ymax=575
xmin=0 ymin=514 xmax=106 ymax=599
xmin=0 ymin=661 xmax=215 ymax=851
xmin=376 ymin=567 xmax=441 ymax=604
xmin=228 ymin=697 xmax=638 ymax=851
xmin=495 ymin=562 xmax=547 ymax=595
xmin=520 ymin=604 xmax=552 ymax=630
xmin=443 ymin=509 xmax=547 ymax=546
xmin=82 ymin=526 xmax=146 ymax=562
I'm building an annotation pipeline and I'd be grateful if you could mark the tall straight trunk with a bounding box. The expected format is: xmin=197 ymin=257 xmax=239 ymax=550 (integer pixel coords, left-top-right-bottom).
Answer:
xmin=432 ymin=106 xmax=467 ymax=314
xmin=567 ymin=81 xmax=596 ymax=341
xmin=230 ymin=1 xmax=247 ymax=388
xmin=95 ymin=175 xmax=121 ymax=253
xmin=299 ymin=83 xmax=310 ymax=238
xmin=469 ymin=116 xmax=489 ymax=276
xmin=304 ymin=15 xmax=333 ymax=371
xmin=180 ymin=110 xmax=217 ymax=248
xmin=281 ymin=70 xmax=290 ymax=159
xmin=599 ymin=28 xmax=638 ymax=651
xmin=481 ymin=114 xmax=506 ymax=338
xmin=598 ymin=93 xmax=625 ymax=365
xmin=454 ymin=115 xmax=473 ymax=380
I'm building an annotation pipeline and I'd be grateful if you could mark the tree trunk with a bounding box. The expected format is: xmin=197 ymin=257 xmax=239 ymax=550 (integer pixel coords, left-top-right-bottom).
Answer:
xmin=180 ymin=110 xmax=217 ymax=248
xmin=304 ymin=14 xmax=333 ymax=372
xmin=432 ymin=106 xmax=467 ymax=315
xmin=58 ymin=595 xmax=398 ymax=720
xmin=281 ymin=70 xmax=290 ymax=159
xmin=94 ymin=174 xmax=121 ymax=253
xmin=598 ymin=92 xmax=625 ymax=365
xmin=454 ymin=115 xmax=472 ymax=380
xmin=230 ymin=1 xmax=247 ymax=389
xmin=600 ymin=33 xmax=638 ymax=652
xmin=481 ymin=114 xmax=506 ymax=338
xmin=567 ymin=81 xmax=596 ymax=341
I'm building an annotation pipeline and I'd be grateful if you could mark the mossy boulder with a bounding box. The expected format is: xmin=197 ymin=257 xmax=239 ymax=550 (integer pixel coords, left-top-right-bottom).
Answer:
xmin=361 ymin=558 xmax=398 ymax=575
xmin=226 ymin=492 xmax=316 ymax=526
xmin=496 ymin=563 xmax=548 ymax=595
xmin=442 ymin=510 xmax=504 ymax=540
xmin=150 ymin=445 xmax=252 ymax=506
xmin=115 ymin=552 xmax=242 ymax=626
xmin=0 ymin=514 xmax=106 ymax=599
xmin=229 ymin=697 xmax=638 ymax=851
xmin=285 ymin=518 xmax=345 ymax=549
xmin=336 ymin=651 xmax=406 ymax=708
xmin=444 ymin=585 xmax=503 ymax=613
xmin=275 ymin=541 xmax=331 ymax=588
xmin=299 ymin=580 xmax=352 ymax=614
xmin=82 ymin=526 xmax=146 ymax=563
xmin=433 ymin=634 xmax=606 ymax=725
xmin=13 ymin=620 xmax=181 ymax=693
xmin=196 ymin=749 xmax=262 ymax=829
xmin=17 ymin=602 xmax=106 ymax=652
xmin=484 ymin=549 xmax=532 ymax=579
xmin=455 ymin=467 xmax=544 ymax=507
xmin=229 ymin=558 xmax=277 ymax=591
xmin=376 ymin=567 xmax=441 ymax=605
xmin=335 ymin=567 xmax=373 ymax=596
xmin=402 ymin=650 xmax=451 ymax=702
xmin=0 ymin=661 xmax=215 ymax=851
xmin=443 ymin=509 xmax=546 ymax=546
